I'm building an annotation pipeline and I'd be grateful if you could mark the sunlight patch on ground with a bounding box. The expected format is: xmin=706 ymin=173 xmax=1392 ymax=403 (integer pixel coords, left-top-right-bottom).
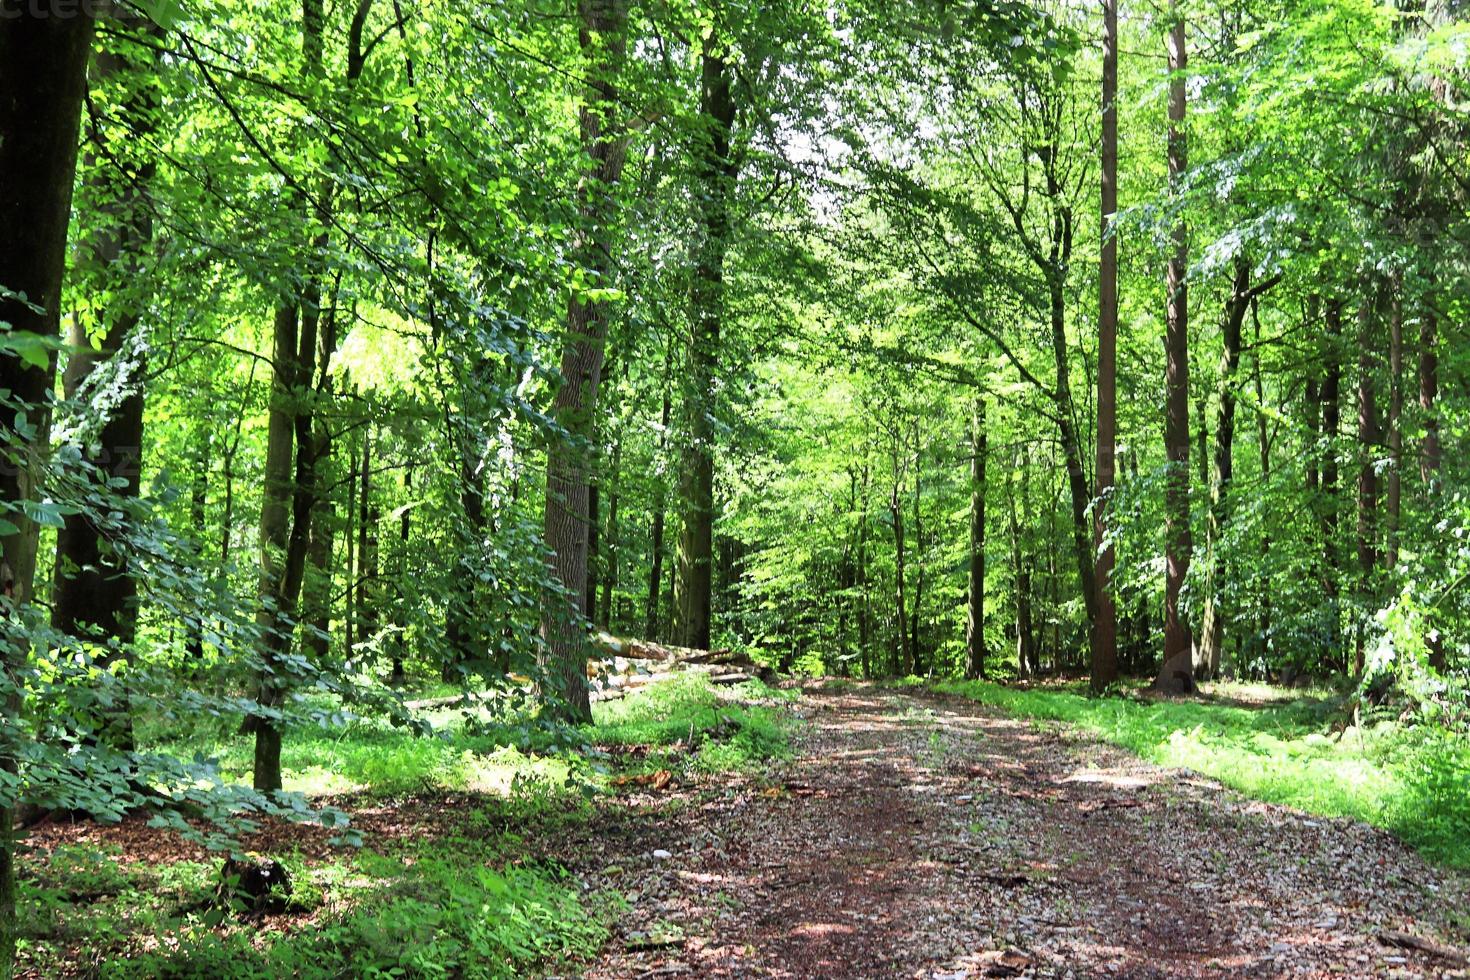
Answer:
xmin=1060 ymin=770 xmax=1156 ymax=790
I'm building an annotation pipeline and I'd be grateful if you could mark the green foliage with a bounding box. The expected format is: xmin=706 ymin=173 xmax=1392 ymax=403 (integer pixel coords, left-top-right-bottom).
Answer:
xmin=22 ymin=843 xmax=618 ymax=980
xmin=932 ymin=679 xmax=1470 ymax=868
xmin=592 ymin=674 xmax=796 ymax=773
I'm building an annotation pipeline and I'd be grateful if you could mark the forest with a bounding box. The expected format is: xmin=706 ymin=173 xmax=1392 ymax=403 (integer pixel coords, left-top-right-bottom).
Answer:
xmin=3 ymin=0 xmax=1470 ymax=976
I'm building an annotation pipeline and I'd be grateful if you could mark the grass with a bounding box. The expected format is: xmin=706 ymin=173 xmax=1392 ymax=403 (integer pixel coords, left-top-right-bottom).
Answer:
xmin=19 ymin=674 xmax=797 ymax=978
xmin=929 ymin=677 xmax=1470 ymax=869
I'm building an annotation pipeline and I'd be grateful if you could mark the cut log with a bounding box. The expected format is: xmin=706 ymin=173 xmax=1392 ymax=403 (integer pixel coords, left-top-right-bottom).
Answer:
xmin=1378 ymin=930 xmax=1468 ymax=965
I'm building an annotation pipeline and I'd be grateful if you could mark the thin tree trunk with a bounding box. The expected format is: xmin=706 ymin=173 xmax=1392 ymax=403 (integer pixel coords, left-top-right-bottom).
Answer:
xmin=357 ymin=421 xmax=376 ymax=654
xmin=344 ymin=416 xmax=358 ymax=658
xmin=540 ymin=0 xmax=630 ymax=722
xmin=645 ymin=368 xmax=673 ymax=641
xmin=585 ymin=481 xmax=600 ymax=621
xmin=1322 ymin=300 xmax=1343 ymax=668
xmin=1354 ymin=297 xmax=1380 ymax=678
xmin=965 ymin=397 xmax=988 ymax=680
xmin=1008 ymin=459 xmax=1035 ymax=677
xmin=187 ymin=431 xmax=210 ymax=662
xmin=910 ymin=422 xmax=925 ymax=674
xmin=1157 ymin=1 xmax=1193 ymax=694
xmin=1198 ymin=261 xmax=1279 ymax=680
xmin=1385 ymin=282 xmax=1403 ymax=569
xmin=600 ymin=438 xmax=622 ymax=629
xmin=390 ymin=467 xmax=411 ymax=685
xmin=890 ymin=480 xmax=912 ymax=676
xmin=673 ymin=36 xmax=739 ymax=652
xmin=1092 ymin=0 xmax=1120 ymax=693
xmin=1254 ymin=308 xmax=1273 ymax=660
xmin=1420 ymin=304 xmax=1444 ymax=670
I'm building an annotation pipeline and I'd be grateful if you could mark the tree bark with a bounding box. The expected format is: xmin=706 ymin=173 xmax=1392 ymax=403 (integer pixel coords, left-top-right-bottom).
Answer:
xmin=673 ymin=36 xmax=739 ymax=653
xmin=965 ymin=397 xmax=988 ymax=680
xmin=51 ymin=5 xmax=159 ymax=750
xmin=1157 ymin=1 xmax=1193 ymax=694
xmin=1385 ymin=282 xmax=1402 ymax=570
xmin=1092 ymin=0 xmax=1120 ymax=693
xmin=1420 ymin=305 xmax=1444 ymax=669
xmin=890 ymin=480 xmax=912 ymax=676
xmin=1354 ymin=297 xmax=1380 ymax=678
xmin=600 ymin=438 xmax=622 ymax=629
xmin=0 ymin=10 xmax=94 ymax=970
xmin=540 ymin=0 xmax=630 ymax=722
xmin=1322 ymin=300 xmax=1343 ymax=668
xmin=1198 ymin=261 xmax=1279 ymax=680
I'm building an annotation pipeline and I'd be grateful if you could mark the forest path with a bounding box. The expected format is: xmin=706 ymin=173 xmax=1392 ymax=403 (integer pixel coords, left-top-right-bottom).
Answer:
xmin=570 ymin=684 xmax=1470 ymax=979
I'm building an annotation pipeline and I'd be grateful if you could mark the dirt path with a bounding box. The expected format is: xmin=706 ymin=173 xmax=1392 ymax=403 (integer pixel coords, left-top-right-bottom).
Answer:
xmin=568 ymin=684 xmax=1470 ymax=979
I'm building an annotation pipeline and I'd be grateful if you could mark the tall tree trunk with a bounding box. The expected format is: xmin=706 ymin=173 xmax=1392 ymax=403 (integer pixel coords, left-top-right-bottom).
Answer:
xmin=1008 ymin=460 xmax=1035 ymax=677
xmin=1385 ymin=282 xmax=1403 ymax=570
xmin=890 ymin=480 xmax=912 ymax=676
xmin=389 ymin=467 xmax=411 ymax=685
xmin=965 ymin=397 xmax=988 ymax=680
xmin=1322 ymin=300 xmax=1343 ymax=668
xmin=600 ymin=438 xmax=622 ymax=629
xmin=673 ymin=37 xmax=739 ymax=652
xmin=1419 ymin=304 xmax=1444 ymax=669
xmin=585 ymin=481 xmax=600 ymax=621
xmin=250 ymin=0 xmax=372 ymax=791
xmin=857 ymin=462 xmax=871 ymax=676
xmin=1157 ymin=1 xmax=1193 ymax=694
xmin=301 ymin=282 xmax=340 ymax=663
xmin=1198 ymin=261 xmax=1278 ymax=680
xmin=187 ymin=430 xmax=210 ymax=662
xmin=1254 ymin=309 xmax=1273 ymax=661
xmin=645 ymin=368 xmax=673 ymax=641
xmin=344 ymin=417 xmax=358 ymax=658
xmin=0 ymin=11 xmax=93 ymax=970
xmin=1354 ymin=296 xmax=1380 ymax=678
xmin=540 ymin=0 xmax=630 ymax=722
xmin=51 ymin=2 xmax=159 ymax=752
xmin=1092 ymin=0 xmax=1120 ymax=693
xmin=910 ymin=423 xmax=925 ymax=674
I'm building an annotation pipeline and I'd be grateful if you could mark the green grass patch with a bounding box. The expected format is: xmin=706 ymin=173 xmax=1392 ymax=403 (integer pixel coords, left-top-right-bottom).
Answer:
xmin=21 ymin=838 xmax=620 ymax=979
xmin=591 ymin=674 xmax=796 ymax=775
xmin=932 ymin=678 xmax=1470 ymax=869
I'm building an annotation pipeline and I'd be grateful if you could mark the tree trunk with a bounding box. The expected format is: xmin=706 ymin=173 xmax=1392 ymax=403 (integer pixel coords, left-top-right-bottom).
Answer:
xmin=673 ymin=37 xmax=739 ymax=653
xmin=1254 ymin=308 xmax=1273 ymax=661
xmin=1198 ymin=260 xmax=1275 ymax=680
xmin=1420 ymin=304 xmax=1444 ymax=670
xmin=1354 ymin=297 xmax=1380 ymax=678
xmin=540 ymin=0 xmax=630 ymax=722
xmin=891 ymin=481 xmax=912 ymax=676
xmin=1385 ymin=282 xmax=1402 ymax=570
xmin=389 ymin=467 xmax=411 ymax=685
xmin=1157 ymin=2 xmax=1193 ymax=694
xmin=965 ymin=397 xmax=988 ymax=680
xmin=1322 ymin=300 xmax=1343 ymax=668
xmin=301 ymin=282 xmax=339 ymax=663
xmin=600 ymin=441 xmax=622 ymax=630
xmin=1092 ymin=0 xmax=1120 ymax=693
xmin=857 ymin=463 xmax=871 ymax=676
xmin=645 ymin=368 xmax=673 ymax=642
xmin=187 ymin=430 xmax=210 ymax=662
xmin=910 ymin=423 xmax=925 ymax=674
xmin=0 ymin=11 xmax=93 ymax=971
xmin=50 ymin=2 xmax=159 ymax=751
xmin=1007 ymin=455 xmax=1035 ymax=676
xmin=585 ymin=480 xmax=600 ymax=621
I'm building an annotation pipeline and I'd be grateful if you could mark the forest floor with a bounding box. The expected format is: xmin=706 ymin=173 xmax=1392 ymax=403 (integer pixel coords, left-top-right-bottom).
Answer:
xmin=562 ymin=682 xmax=1470 ymax=979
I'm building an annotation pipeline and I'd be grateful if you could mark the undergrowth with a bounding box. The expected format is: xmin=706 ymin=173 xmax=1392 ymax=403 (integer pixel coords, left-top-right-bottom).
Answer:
xmin=20 ymin=675 xmax=795 ymax=977
xmin=930 ymin=678 xmax=1470 ymax=869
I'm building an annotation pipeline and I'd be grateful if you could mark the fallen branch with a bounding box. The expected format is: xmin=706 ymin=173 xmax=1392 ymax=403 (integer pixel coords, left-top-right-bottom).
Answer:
xmin=1378 ymin=930 xmax=1468 ymax=965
